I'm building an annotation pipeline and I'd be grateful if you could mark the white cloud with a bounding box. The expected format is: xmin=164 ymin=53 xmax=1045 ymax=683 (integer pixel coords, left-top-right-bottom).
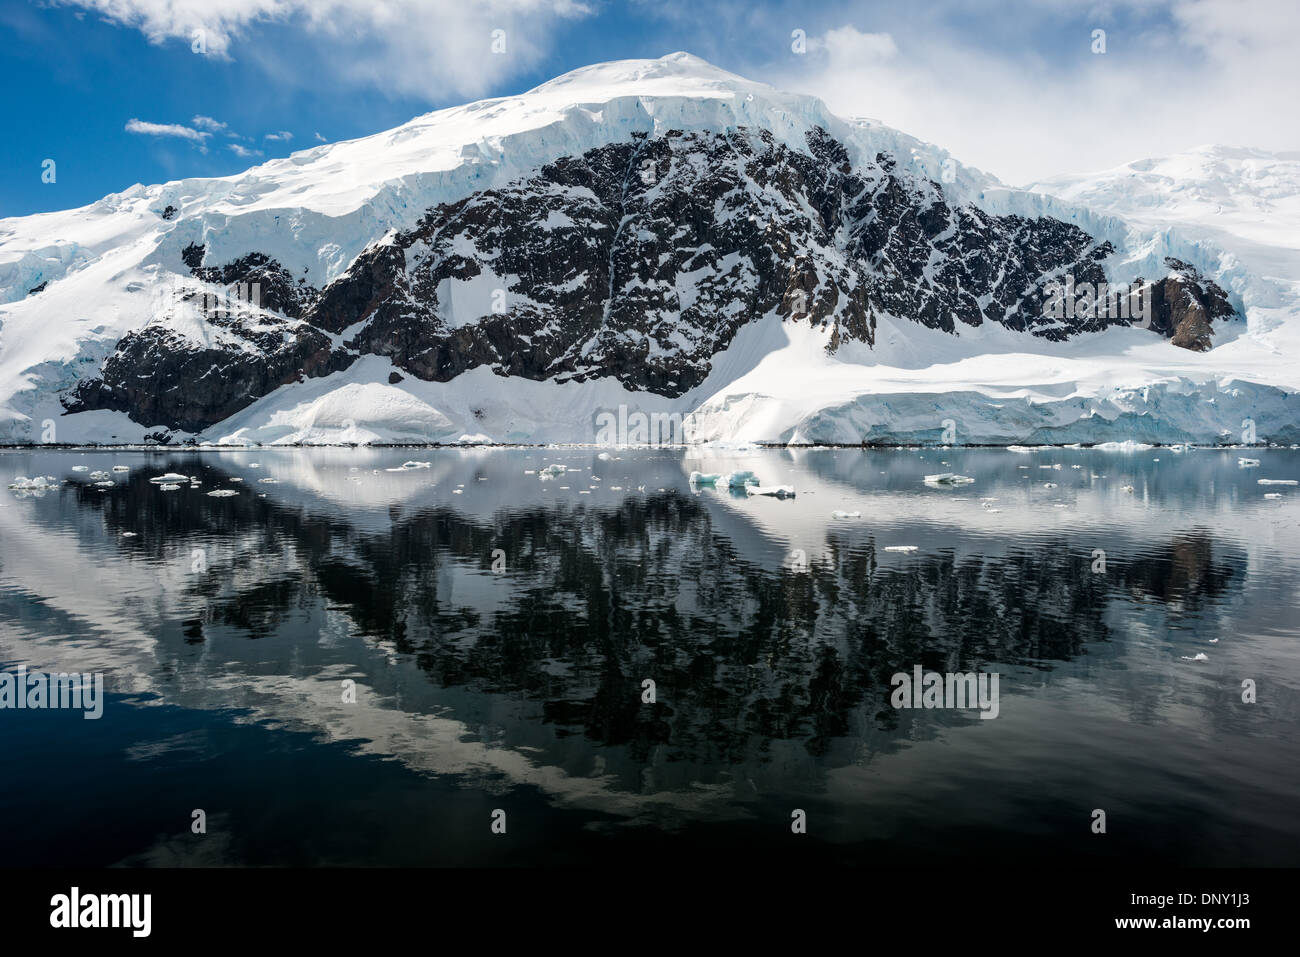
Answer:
xmin=314 ymin=132 xmax=327 ymax=142
xmin=124 ymin=118 xmax=211 ymax=149
xmin=760 ymin=1 xmax=1300 ymax=183
xmin=227 ymin=143 xmax=264 ymax=158
xmin=55 ymin=0 xmax=593 ymax=98
xmin=263 ymin=130 xmax=293 ymax=142
xmin=190 ymin=115 xmax=228 ymax=132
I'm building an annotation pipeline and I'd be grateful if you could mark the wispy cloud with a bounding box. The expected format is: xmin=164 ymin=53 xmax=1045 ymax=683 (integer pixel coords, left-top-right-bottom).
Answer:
xmin=190 ymin=115 xmax=227 ymax=132
xmin=227 ymin=143 xmax=264 ymax=158
xmin=53 ymin=0 xmax=593 ymax=98
xmin=124 ymin=118 xmax=211 ymax=150
xmin=756 ymin=0 xmax=1300 ymax=183
xmin=263 ymin=130 xmax=293 ymax=142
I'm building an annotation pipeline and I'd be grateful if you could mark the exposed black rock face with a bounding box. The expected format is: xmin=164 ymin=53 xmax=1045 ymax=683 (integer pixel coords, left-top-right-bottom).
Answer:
xmin=307 ymin=127 xmax=1131 ymax=396
xmin=67 ymin=126 xmax=1240 ymax=432
xmin=186 ymin=248 xmax=319 ymax=319
xmin=161 ymin=205 xmax=177 ymax=221
xmin=63 ymin=285 xmax=354 ymax=432
xmin=1147 ymin=258 xmax=1237 ymax=352
xmin=27 ymin=281 xmax=47 ymax=295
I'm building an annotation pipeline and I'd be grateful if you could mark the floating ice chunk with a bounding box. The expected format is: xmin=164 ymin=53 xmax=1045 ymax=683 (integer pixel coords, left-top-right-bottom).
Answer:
xmin=72 ymin=466 xmax=89 ymax=472
xmin=121 ymin=531 xmax=137 ymax=537
xmin=597 ymin=452 xmax=612 ymax=461
xmin=1043 ymin=482 xmax=1058 ymax=488
xmin=539 ymin=464 xmax=567 ymax=478
xmin=1180 ymin=653 xmax=1208 ymax=662
xmin=9 ymin=476 xmax=50 ymax=489
xmin=458 ymin=434 xmax=492 ymax=445
xmin=1238 ymin=458 xmax=1260 ymax=468
xmin=258 ymin=477 xmax=279 ymax=484
xmin=90 ymin=470 xmax=111 ymax=480
xmin=1264 ymin=492 xmax=1282 ymax=499
xmin=93 ymin=480 xmax=115 ymax=487
xmin=746 ymin=484 xmax=796 ymax=498
xmin=924 ymin=473 xmax=974 ymax=485
xmin=112 ymin=465 xmax=129 ymax=472
xmin=149 ymin=472 xmax=189 ymax=484
xmin=831 ymin=510 xmax=861 ymax=519
xmin=610 ymin=486 xmax=623 ymax=491
xmin=689 ymin=471 xmax=722 ymax=486
xmin=1121 ymin=485 xmax=1135 ymax=493
xmin=1258 ymin=479 xmax=1297 ymax=485
xmin=719 ymin=470 xmax=760 ymax=489
xmin=229 ymin=477 xmax=243 ymax=483
xmin=1095 ymin=441 xmax=1153 ymax=452
xmin=884 ymin=545 xmax=918 ymax=552
xmin=207 ymin=489 xmax=238 ymax=497
xmin=159 ymin=484 xmax=181 ymax=491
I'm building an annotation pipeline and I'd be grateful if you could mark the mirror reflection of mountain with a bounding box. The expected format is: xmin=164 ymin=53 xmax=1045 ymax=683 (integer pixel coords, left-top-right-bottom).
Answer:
xmin=1 ymin=447 xmax=1295 ymax=866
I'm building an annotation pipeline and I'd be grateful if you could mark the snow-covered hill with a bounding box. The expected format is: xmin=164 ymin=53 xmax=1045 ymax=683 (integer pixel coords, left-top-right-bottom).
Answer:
xmin=1 ymin=53 xmax=1297 ymax=446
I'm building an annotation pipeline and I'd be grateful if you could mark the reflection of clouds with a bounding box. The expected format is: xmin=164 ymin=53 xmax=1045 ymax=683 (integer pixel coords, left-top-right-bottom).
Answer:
xmin=1 ymin=447 xmax=1293 ymax=836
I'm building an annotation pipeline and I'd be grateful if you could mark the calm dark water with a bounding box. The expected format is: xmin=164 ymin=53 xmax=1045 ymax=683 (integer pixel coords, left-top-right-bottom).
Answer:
xmin=1 ymin=446 xmax=1298 ymax=867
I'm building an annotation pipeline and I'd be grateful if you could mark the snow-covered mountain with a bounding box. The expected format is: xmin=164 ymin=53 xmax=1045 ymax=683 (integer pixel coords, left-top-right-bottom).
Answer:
xmin=1 ymin=53 xmax=1297 ymax=446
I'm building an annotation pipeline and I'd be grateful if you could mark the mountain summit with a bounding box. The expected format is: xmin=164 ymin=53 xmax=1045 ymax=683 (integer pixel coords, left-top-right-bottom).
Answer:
xmin=1 ymin=54 xmax=1296 ymax=445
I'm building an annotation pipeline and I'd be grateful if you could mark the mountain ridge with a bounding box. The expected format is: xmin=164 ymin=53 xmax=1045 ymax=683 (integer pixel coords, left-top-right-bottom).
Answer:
xmin=0 ymin=53 xmax=1296 ymax=446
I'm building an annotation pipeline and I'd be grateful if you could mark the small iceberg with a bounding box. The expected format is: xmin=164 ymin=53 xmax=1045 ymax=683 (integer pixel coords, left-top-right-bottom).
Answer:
xmin=159 ymin=484 xmax=181 ymax=491
xmin=1238 ymin=458 xmax=1260 ymax=468
xmin=9 ymin=476 xmax=52 ymax=489
xmin=1258 ymin=479 xmax=1298 ymax=486
xmin=719 ymin=470 xmax=760 ymax=489
xmin=924 ymin=473 xmax=974 ymax=486
xmin=111 ymin=465 xmax=130 ymax=472
xmin=207 ymin=489 xmax=238 ymax=497
xmin=71 ymin=465 xmax=89 ymax=472
xmin=831 ymin=510 xmax=861 ymax=519
xmin=746 ymin=485 xmax=796 ymax=499
xmin=689 ymin=471 xmax=722 ymax=486
xmin=1180 ymin=653 xmax=1208 ymax=662
xmin=149 ymin=472 xmax=190 ymax=484
xmin=884 ymin=545 xmax=918 ymax=553
xmin=1264 ymin=493 xmax=1282 ymax=499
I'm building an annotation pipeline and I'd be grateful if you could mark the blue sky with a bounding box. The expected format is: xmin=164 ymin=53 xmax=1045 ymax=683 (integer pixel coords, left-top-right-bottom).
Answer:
xmin=2 ymin=0 xmax=1296 ymax=218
